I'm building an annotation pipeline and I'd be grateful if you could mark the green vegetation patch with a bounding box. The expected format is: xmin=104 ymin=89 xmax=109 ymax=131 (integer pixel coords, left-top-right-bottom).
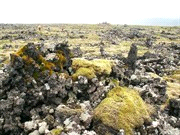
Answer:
xmin=72 ymin=58 xmax=113 ymax=80
xmin=72 ymin=67 xmax=96 ymax=81
xmin=10 ymin=43 xmax=69 ymax=80
xmin=50 ymin=127 xmax=63 ymax=135
xmin=170 ymin=69 xmax=180 ymax=82
xmin=163 ymin=69 xmax=180 ymax=99
xmin=94 ymin=87 xmax=151 ymax=135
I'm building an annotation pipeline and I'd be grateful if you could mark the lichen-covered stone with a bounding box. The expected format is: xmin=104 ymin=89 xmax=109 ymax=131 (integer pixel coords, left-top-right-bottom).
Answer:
xmin=72 ymin=68 xmax=96 ymax=81
xmin=72 ymin=58 xmax=113 ymax=80
xmin=0 ymin=42 xmax=73 ymax=135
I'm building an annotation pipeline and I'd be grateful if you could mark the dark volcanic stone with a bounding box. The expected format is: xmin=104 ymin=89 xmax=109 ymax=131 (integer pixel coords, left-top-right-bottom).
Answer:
xmin=145 ymin=38 xmax=153 ymax=48
xmin=169 ymin=99 xmax=180 ymax=117
xmin=72 ymin=46 xmax=83 ymax=57
xmin=127 ymin=43 xmax=137 ymax=71
xmin=0 ymin=42 xmax=73 ymax=134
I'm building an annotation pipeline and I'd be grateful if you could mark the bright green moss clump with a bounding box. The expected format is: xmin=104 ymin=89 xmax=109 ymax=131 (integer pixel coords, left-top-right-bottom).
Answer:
xmin=72 ymin=67 xmax=96 ymax=81
xmin=94 ymin=87 xmax=151 ymax=135
xmin=72 ymin=58 xmax=113 ymax=80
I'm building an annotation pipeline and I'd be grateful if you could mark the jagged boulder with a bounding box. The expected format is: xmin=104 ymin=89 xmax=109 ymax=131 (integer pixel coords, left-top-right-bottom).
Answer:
xmin=169 ymin=99 xmax=180 ymax=117
xmin=127 ymin=43 xmax=137 ymax=71
xmin=0 ymin=42 xmax=72 ymax=134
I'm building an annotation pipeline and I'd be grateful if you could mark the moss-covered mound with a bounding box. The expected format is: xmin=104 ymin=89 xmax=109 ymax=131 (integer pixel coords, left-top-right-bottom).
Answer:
xmin=94 ymin=87 xmax=151 ymax=135
xmin=72 ymin=58 xmax=113 ymax=80
xmin=72 ymin=67 xmax=96 ymax=81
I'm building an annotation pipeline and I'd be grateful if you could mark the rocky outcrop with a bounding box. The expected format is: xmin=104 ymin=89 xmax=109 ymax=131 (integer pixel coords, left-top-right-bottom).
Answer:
xmin=0 ymin=43 xmax=115 ymax=134
xmin=169 ymin=99 xmax=180 ymax=117
xmin=0 ymin=37 xmax=180 ymax=135
xmin=127 ymin=43 xmax=137 ymax=71
xmin=0 ymin=42 xmax=73 ymax=135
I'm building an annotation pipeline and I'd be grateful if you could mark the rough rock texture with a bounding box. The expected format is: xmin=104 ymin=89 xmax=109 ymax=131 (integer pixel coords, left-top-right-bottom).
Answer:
xmin=0 ymin=42 xmax=116 ymax=134
xmin=0 ymin=35 xmax=180 ymax=134
xmin=0 ymin=42 xmax=72 ymax=135
xmin=169 ymin=99 xmax=180 ymax=117
xmin=108 ymin=41 xmax=180 ymax=134
xmin=127 ymin=43 xmax=137 ymax=71
xmin=72 ymin=47 xmax=83 ymax=57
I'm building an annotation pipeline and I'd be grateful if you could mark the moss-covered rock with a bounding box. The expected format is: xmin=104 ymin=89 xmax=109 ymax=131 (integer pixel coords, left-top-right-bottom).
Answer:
xmin=72 ymin=67 xmax=96 ymax=81
xmin=72 ymin=58 xmax=113 ymax=80
xmin=94 ymin=87 xmax=151 ymax=135
xmin=110 ymin=78 xmax=119 ymax=87
xmin=10 ymin=42 xmax=71 ymax=81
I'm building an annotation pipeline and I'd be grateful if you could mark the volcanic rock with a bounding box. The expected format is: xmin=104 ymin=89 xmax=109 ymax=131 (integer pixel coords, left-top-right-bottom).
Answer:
xmin=127 ymin=43 xmax=137 ymax=71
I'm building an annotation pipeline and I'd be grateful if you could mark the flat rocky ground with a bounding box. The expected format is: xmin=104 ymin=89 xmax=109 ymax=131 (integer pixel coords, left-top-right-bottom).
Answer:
xmin=0 ymin=24 xmax=180 ymax=60
xmin=0 ymin=24 xmax=180 ymax=135
xmin=0 ymin=24 xmax=180 ymax=62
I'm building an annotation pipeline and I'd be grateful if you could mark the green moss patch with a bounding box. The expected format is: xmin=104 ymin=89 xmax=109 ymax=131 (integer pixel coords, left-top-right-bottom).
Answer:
xmin=94 ymin=87 xmax=151 ymax=135
xmin=10 ymin=43 xmax=70 ymax=80
xmin=72 ymin=67 xmax=96 ymax=81
xmin=72 ymin=58 xmax=113 ymax=80
xmin=170 ymin=69 xmax=180 ymax=82
xmin=163 ymin=69 xmax=180 ymax=99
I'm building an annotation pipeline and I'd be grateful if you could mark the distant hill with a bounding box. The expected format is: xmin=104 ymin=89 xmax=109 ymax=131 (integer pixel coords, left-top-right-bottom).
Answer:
xmin=133 ymin=18 xmax=180 ymax=26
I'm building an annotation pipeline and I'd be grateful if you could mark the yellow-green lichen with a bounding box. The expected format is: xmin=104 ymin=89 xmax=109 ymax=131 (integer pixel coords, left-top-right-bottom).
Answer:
xmin=54 ymin=52 xmax=67 ymax=70
xmin=163 ymin=69 xmax=180 ymax=99
xmin=51 ymin=127 xmax=63 ymax=135
xmin=11 ymin=43 xmax=68 ymax=78
xmin=16 ymin=45 xmax=27 ymax=56
xmin=94 ymin=87 xmax=151 ymax=135
xmin=72 ymin=67 xmax=96 ymax=81
xmin=110 ymin=79 xmax=119 ymax=87
xmin=33 ymin=71 xmax=39 ymax=80
xmin=170 ymin=69 xmax=180 ymax=82
xmin=21 ymin=55 xmax=35 ymax=65
xmin=166 ymin=82 xmax=180 ymax=99
xmin=38 ymin=55 xmax=56 ymax=75
xmin=72 ymin=58 xmax=113 ymax=80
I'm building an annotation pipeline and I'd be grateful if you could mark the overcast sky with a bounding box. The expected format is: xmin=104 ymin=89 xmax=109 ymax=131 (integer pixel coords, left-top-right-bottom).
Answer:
xmin=0 ymin=0 xmax=179 ymax=25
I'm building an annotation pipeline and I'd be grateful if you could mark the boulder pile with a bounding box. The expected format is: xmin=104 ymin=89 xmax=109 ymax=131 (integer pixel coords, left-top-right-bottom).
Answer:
xmin=0 ymin=41 xmax=180 ymax=135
